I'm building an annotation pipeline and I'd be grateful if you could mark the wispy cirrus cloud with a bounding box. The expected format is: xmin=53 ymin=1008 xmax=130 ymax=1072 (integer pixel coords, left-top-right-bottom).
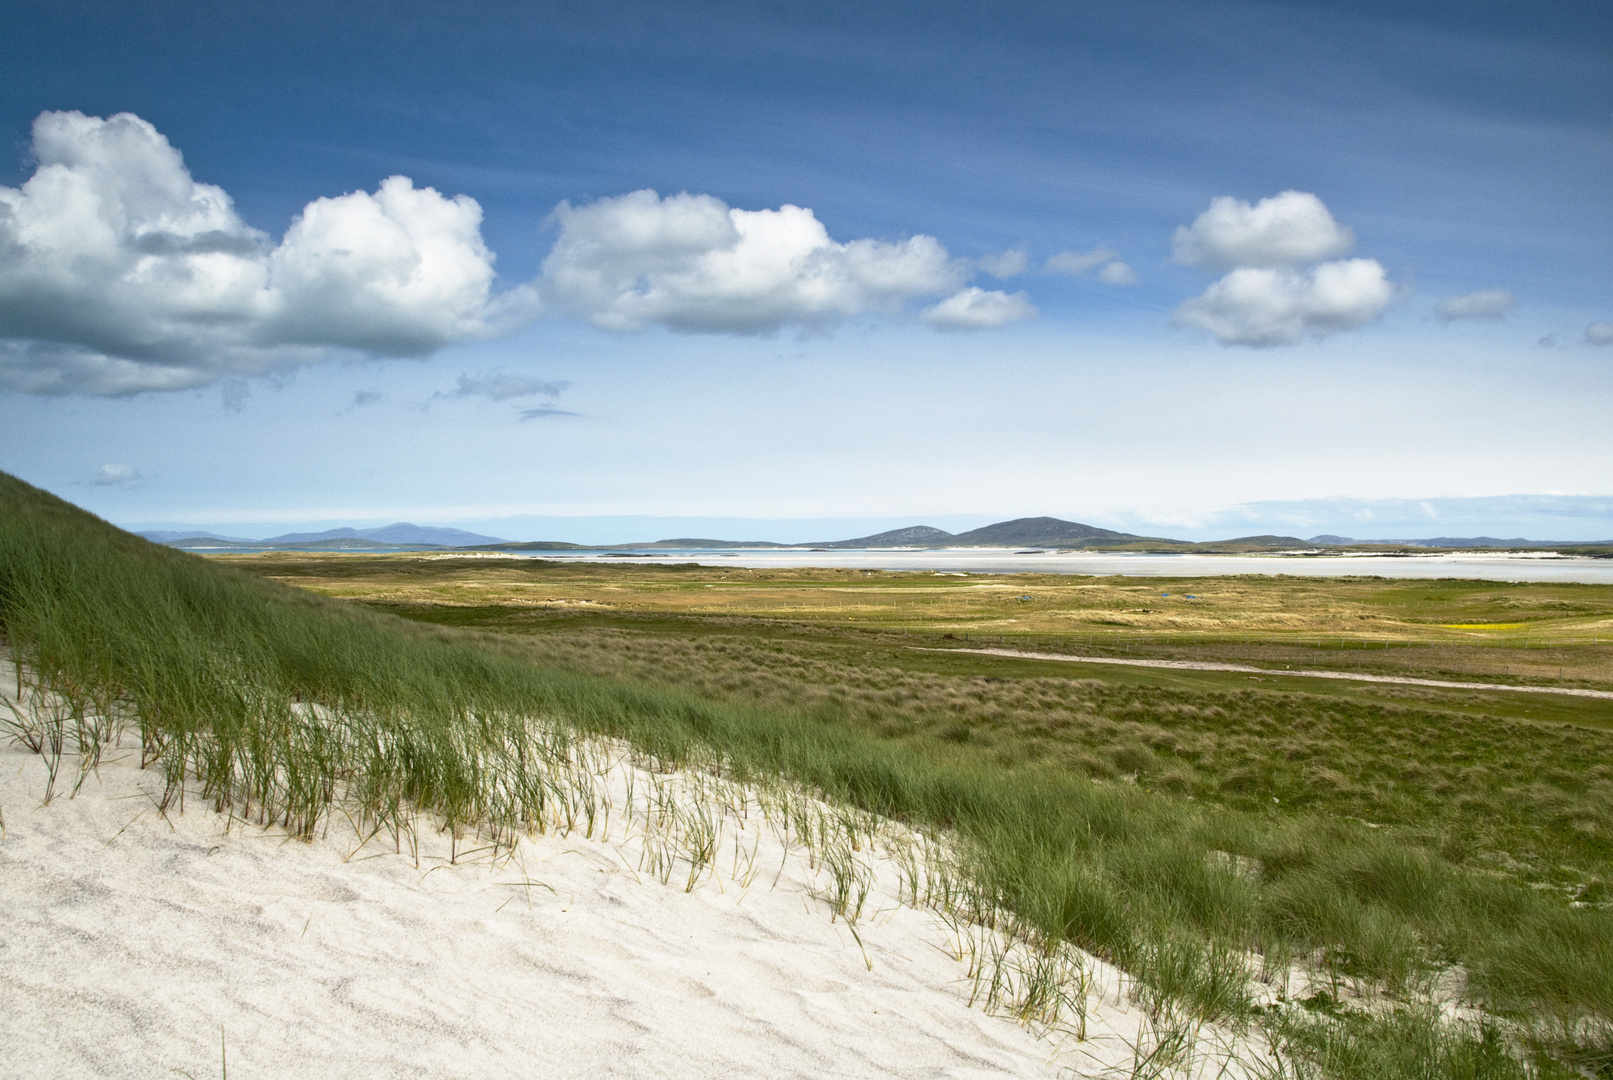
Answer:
xmin=1044 ymin=247 xmax=1138 ymax=285
xmin=517 ymin=405 xmax=580 ymax=421
xmin=432 ymin=371 xmax=578 ymax=421
xmin=90 ymin=463 xmax=143 ymax=488
xmin=1434 ymin=289 xmax=1515 ymax=323
xmin=436 ymin=373 xmax=570 ymax=402
xmin=976 ymin=249 xmax=1029 ymax=278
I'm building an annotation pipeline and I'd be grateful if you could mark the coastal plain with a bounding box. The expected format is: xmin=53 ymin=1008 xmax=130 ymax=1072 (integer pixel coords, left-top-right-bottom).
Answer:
xmin=222 ymin=554 xmax=1613 ymax=895
xmin=222 ymin=552 xmax=1613 ymax=696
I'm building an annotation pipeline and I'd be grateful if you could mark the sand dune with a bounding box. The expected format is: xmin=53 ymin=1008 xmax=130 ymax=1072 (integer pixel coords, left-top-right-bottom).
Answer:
xmin=0 ymin=665 xmax=1255 ymax=1079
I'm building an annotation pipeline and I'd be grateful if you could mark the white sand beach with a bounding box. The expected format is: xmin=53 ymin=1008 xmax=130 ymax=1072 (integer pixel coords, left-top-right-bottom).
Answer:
xmin=0 ymin=663 xmax=1257 ymax=1079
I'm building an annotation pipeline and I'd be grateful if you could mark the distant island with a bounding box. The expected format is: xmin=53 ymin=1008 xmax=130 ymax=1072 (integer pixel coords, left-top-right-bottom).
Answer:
xmin=136 ymin=516 xmax=1613 ymax=556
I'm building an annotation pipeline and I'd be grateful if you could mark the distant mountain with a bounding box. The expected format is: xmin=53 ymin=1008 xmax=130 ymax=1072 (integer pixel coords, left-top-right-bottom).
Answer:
xmin=136 ymin=529 xmax=257 ymax=544
xmin=466 ymin=540 xmax=594 ymax=551
xmin=1199 ymin=535 xmax=1312 ymax=549
xmin=469 ymin=537 xmax=795 ymax=551
xmin=260 ymin=538 xmax=448 ymax=551
xmin=444 ymin=518 xmax=1183 ymax=551
xmin=261 ymin=523 xmax=507 ymax=546
xmin=629 ymin=537 xmax=795 ymax=549
xmin=362 ymin=523 xmax=508 ymax=545
xmin=139 ymin=517 xmax=1610 ymax=556
xmin=948 ymin=517 xmax=1165 ymax=548
xmin=262 ymin=528 xmax=365 ymax=543
xmin=813 ymin=526 xmax=957 ymax=548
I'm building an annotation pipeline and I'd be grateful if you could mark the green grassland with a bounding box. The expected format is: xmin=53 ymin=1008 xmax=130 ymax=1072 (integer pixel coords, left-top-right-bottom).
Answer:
xmin=4 ymin=476 xmax=1612 ymax=1078
xmin=222 ymin=552 xmax=1613 ymax=1073
xmin=225 ymin=552 xmax=1613 ymax=892
xmin=229 ymin=552 xmax=1613 ymax=684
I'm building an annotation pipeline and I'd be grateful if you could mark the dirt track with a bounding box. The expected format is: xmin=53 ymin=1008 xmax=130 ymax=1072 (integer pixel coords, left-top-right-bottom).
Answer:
xmin=916 ymin=647 xmax=1613 ymax=701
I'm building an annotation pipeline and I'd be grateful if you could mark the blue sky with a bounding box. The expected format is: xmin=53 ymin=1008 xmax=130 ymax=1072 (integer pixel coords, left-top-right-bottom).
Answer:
xmin=2 ymin=1 xmax=1611 ymax=542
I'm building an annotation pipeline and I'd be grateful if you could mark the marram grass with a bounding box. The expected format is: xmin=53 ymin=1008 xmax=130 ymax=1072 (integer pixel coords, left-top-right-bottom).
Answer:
xmin=0 ymin=470 xmax=1606 ymax=1077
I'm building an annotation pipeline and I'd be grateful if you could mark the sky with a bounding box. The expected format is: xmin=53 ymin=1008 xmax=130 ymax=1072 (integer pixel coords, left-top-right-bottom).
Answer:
xmin=2 ymin=0 xmax=1611 ymax=543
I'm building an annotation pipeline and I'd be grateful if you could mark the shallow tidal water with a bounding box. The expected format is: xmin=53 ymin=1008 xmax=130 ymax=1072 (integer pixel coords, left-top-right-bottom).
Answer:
xmin=501 ymin=547 xmax=1613 ymax=584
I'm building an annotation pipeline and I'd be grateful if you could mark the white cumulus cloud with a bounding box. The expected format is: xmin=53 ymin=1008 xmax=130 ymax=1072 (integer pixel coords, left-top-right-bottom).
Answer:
xmin=1171 ymin=191 xmax=1354 ymax=270
xmin=1585 ymin=322 xmax=1613 ymax=345
xmin=0 ymin=111 xmax=514 ymax=396
xmin=1434 ymin=289 xmax=1516 ymax=323
xmin=536 ymin=189 xmax=967 ymax=334
xmin=0 ymin=112 xmax=1032 ymax=396
xmin=261 ymin=176 xmax=508 ymax=353
xmin=1171 ymin=192 xmax=1391 ymax=347
xmin=919 ymin=287 xmax=1036 ymax=331
xmin=1171 ymin=260 xmax=1393 ymax=347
